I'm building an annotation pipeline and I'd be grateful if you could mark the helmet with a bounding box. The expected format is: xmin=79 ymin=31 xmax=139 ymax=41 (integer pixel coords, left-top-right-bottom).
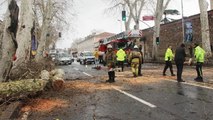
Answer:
xmin=134 ymin=45 xmax=138 ymax=49
xmin=107 ymin=44 xmax=113 ymax=49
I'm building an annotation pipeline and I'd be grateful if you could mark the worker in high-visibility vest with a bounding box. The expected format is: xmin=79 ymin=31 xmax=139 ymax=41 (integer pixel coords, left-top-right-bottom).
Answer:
xmin=116 ymin=47 xmax=126 ymax=72
xmin=194 ymin=43 xmax=206 ymax=82
xmin=163 ymin=45 xmax=175 ymax=76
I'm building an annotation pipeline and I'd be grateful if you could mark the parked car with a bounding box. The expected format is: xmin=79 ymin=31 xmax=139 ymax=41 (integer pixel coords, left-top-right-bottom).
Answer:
xmin=76 ymin=54 xmax=80 ymax=62
xmin=55 ymin=53 xmax=73 ymax=65
xmin=78 ymin=51 xmax=95 ymax=65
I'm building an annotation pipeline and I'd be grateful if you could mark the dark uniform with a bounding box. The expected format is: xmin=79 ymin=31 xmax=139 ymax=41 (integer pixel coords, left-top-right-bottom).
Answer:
xmin=175 ymin=43 xmax=186 ymax=82
xmin=138 ymin=45 xmax=143 ymax=76
xmin=105 ymin=45 xmax=116 ymax=83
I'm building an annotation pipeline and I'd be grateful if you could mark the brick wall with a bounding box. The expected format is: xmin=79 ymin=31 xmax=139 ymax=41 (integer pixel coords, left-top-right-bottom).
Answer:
xmin=142 ymin=10 xmax=213 ymax=60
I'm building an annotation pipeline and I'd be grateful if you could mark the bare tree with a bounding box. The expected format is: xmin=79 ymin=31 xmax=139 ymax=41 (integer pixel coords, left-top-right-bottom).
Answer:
xmin=104 ymin=0 xmax=131 ymax=31
xmin=124 ymin=0 xmax=146 ymax=30
xmin=0 ymin=0 xmax=19 ymax=82
xmin=198 ymin=0 xmax=212 ymax=57
xmin=152 ymin=0 xmax=171 ymax=60
xmin=13 ymin=0 xmax=35 ymax=68
xmin=34 ymin=0 xmax=73 ymax=61
xmin=104 ymin=0 xmax=148 ymax=31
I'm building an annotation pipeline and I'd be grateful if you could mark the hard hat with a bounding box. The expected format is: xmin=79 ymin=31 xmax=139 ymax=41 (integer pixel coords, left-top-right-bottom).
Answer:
xmin=107 ymin=44 xmax=112 ymax=49
xmin=134 ymin=45 xmax=138 ymax=49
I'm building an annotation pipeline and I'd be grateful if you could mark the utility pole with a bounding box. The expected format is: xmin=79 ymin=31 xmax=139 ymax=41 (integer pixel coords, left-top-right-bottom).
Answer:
xmin=181 ymin=0 xmax=185 ymax=43
xmin=211 ymin=0 xmax=213 ymax=10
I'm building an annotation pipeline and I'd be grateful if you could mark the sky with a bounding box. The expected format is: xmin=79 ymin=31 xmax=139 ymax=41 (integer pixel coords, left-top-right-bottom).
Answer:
xmin=57 ymin=0 xmax=210 ymax=48
xmin=0 ymin=0 xmax=211 ymax=49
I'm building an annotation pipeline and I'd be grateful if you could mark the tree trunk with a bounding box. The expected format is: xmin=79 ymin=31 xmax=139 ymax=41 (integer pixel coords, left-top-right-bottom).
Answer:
xmin=13 ymin=0 xmax=34 ymax=68
xmin=152 ymin=0 xmax=171 ymax=60
xmin=0 ymin=79 xmax=47 ymax=98
xmin=35 ymin=0 xmax=52 ymax=62
xmin=152 ymin=0 xmax=163 ymax=60
xmin=199 ymin=0 xmax=212 ymax=57
xmin=125 ymin=16 xmax=131 ymax=31
xmin=0 ymin=0 xmax=19 ymax=82
xmin=0 ymin=22 xmax=3 ymax=60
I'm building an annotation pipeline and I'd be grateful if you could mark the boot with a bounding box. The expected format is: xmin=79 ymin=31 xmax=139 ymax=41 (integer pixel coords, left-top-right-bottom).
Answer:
xmin=110 ymin=71 xmax=115 ymax=83
xmin=106 ymin=72 xmax=111 ymax=83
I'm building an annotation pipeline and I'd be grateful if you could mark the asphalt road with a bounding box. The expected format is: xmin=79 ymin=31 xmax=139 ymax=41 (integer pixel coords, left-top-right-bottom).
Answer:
xmin=53 ymin=61 xmax=213 ymax=120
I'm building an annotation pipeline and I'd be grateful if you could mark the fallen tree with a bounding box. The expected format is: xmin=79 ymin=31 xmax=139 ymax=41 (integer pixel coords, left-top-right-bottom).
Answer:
xmin=0 ymin=69 xmax=65 ymax=101
xmin=0 ymin=79 xmax=47 ymax=98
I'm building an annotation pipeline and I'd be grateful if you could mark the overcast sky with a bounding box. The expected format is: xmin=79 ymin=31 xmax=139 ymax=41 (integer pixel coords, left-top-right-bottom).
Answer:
xmin=57 ymin=0 xmax=210 ymax=48
xmin=0 ymin=0 xmax=211 ymax=48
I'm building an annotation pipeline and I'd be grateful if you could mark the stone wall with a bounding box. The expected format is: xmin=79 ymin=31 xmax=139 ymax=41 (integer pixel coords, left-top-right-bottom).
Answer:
xmin=142 ymin=10 xmax=213 ymax=60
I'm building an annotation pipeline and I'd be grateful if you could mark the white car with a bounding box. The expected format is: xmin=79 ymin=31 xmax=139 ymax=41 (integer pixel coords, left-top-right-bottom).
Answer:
xmin=78 ymin=51 xmax=95 ymax=65
xmin=55 ymin=53 xmax=72 ymax=65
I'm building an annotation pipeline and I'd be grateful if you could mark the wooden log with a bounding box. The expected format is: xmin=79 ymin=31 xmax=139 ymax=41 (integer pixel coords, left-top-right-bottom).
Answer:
xmin=40 ymin=70 xmax=50 ymax=80
xmin=0 ymin=79 xmax=47 ymax=98
xmin=50 ymin=69 xmax=65 ymax=91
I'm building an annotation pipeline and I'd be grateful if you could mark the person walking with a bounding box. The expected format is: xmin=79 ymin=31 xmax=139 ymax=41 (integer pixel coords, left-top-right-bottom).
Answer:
xmin=194 ymin=43 xmax=206 ymax=82
xmin=163 ymin=45 xmax=175 ymax=76
xmin=116 ymin=47 xmax=126 ymax=72
xmin=174 ymin=43 xmax=186 ymax=82
xmin=105 ymin=44 xmax=116 ymax=83
xmin=129 ymin=45 xmax=142 ymax=77
xmin=138 ymin=45 xmax=144 ymax=76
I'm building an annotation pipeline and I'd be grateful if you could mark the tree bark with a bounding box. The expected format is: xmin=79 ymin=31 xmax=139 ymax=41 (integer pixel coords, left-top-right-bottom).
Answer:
xmin=152 ymin=0 xmax=163 ymax=60
xmin=0 ymin=21 xmax=3 ymax=60
xmin=13 ymin=0 xmax=34 ymax=68
xmin=152 ymin=0 xmax=171 ymax=60
xmin=0 ymin=79 xmax=47 ymax=98
xmin=125 ymin=16 xmax=131 ymax=31
xmin=0 ymin=0 xmax=19 ymax=82
xmin=124 ymin=0 xmax=145 ymax=30
xmin=35 ymin=0 xmax=53 ymax=62
xmin=199 ymin=0 xmax=212 ymax=57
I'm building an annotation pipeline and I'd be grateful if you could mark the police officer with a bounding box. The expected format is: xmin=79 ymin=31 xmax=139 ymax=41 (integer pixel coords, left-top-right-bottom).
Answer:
xmin=116 ymin=46 xmax=126 ymax=72
xmin=105 ymin=44 xmax=116 ymax=83
xmin=129 ymin=45 xmax=142 ymax=77
xmin=175 ymin=43 xmax=186 ymax=82
xmin=163 ymin=45 xmax=175 ymax=76
xmin=194 ymin=43 xmax=206 ymax=82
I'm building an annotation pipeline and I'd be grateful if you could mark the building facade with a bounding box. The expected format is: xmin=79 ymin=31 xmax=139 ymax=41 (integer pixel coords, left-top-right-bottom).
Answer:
xmin=142 ymin=10 xmax=213 ymax=60
xmin=77 ymin=32 xmax=114 ymax=52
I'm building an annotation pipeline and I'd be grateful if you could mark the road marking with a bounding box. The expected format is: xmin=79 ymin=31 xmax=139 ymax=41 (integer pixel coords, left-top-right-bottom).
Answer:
xmin=74 ymin=68 xmax=79 ymax=71
xmin=83 ymin=72 xmax=93 ymax=77
xmin=165 ymin=79 xmax=213 ymax=90
xmin=112 ymin=87 xmax=157 ymax=108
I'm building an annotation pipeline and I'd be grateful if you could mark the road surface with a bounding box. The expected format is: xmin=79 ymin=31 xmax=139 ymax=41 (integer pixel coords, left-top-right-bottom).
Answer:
xmin=27 ymin=61 xmax=213 ymax=120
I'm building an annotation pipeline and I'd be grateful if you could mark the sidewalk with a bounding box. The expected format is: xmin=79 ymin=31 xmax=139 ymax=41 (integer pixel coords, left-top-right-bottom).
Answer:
xmin=118 ymin=63 xmax=213 ymax=84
